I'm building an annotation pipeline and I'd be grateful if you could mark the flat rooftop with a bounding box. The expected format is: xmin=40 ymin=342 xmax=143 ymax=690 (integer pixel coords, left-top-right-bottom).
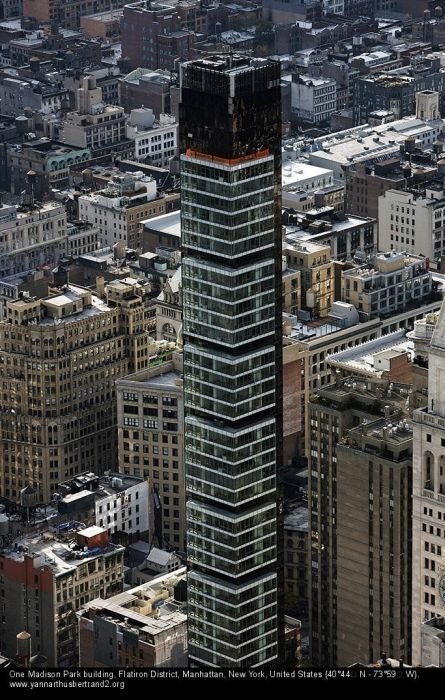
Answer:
xmin=122 ymin=369 xmax=181 ymax=387
xmin=2 ymin=529 xmax=122 ymax=575
xmin=283 ymin=312 xmax=343 ymax=342
xmin=284 ymin=213 xmax=372 ymax=243
xmin=78 ymin=525 xmax=104 ymax=538
xmin=60 ymin=471 xmax=145 ymax=500
xmin=327 ymin=329 xmax=412 ymax=376
xmin=282 ymin=160 xmax=333 ymax=186
xmin=83 ymin=9 xmax=123 ymax=20
xmin=142 ymin=210 xmax=180 ymax=237
xmin=284 ymin=504 xmax=308 ymax=533
xmin=183 ymin=54 xmax=278 ymax=75
xmin=284 ymin=238 xmax=330 ymax=255
xmin=81 ymin=567 xmax=187 ymax=636
xmin=39 ymin=288 xmax=110 ymax=325
xmin=310 ymin=115 xmax=443 ymax=167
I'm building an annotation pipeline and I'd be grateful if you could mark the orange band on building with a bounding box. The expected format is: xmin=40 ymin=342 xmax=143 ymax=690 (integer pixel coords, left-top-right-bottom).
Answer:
xmin=185 ymin=148 xmax=270 ymax=166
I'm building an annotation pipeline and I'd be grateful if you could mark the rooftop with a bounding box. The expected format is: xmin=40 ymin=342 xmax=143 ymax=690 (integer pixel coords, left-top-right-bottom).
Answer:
xmin=83 ymin=9 xmax=123 ymax=20
xmin=356 ymin=50 xmax=393 ymax=64
xmin=284 ymin=211 xmax=372 ymax=242
xmin=78 ymin=525 xmax=104 ymax=538
xmin=282 ymin=160 xmax=333 ymax=187
xmin=347 ymin=416 xmax=413 ymax=449
xmin=327 ymin=329 xmax=412 ymax=377
xmin=284 ymin=504 xmax=308 ymax=533
xmin=121 ymin=369 xmax=181 ymax=388
xmin=182 ymin=54 xmax=278 ymax=76
xmin=342 ymin=252 xmax=429 ymax=278
xmin=38 ymin=286 xmax=110 ymax=326
xmin=315 ymin=377 xmax=411 ymax=414
xmin=142 ymin=210 xmax=180 ymax=236
xmin=0 ymin=201 xmax=64 ymax=228
xmin=146 ymin=546 xmax=177 ymax=567
xmin=80 ymin=567 xmax=187 ymax=636
xmin=284 ymin=239 xmax=330 ymax=255
xmin=283 ymin=312 xmax=343 ymax=342
xmin=59 ymin=471 xmax=145 ymax=501
xmin=362 ymin=73 xmax=413 ymax=86
xmin=310 ymin=115 xmax=443 ymax=167
xmin=1 ymin=526 xmax=122 ymax=576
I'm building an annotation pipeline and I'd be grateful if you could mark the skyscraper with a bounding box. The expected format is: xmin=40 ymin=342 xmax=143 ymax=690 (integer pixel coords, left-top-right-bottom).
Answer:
xmin=412 ymin=303 xmax=445 ymax=664
xmin=180 ymin=54 xmax=283 ymax=667
xmin=309 ymin=378 xmax=412 ymax=666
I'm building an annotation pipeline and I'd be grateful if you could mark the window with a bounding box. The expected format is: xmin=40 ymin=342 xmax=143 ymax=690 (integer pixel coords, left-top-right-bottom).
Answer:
xmin=143 ymin=420 xmax=158 ymax=429
xmin=124 ymin=417 xmax=139 ymax=427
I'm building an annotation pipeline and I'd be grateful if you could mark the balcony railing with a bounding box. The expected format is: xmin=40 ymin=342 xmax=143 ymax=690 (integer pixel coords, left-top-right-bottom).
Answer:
xmin=414 ymin=409 xmax=445 ymax=429
xmin=423 ymin=488 xmax=445 ymax=504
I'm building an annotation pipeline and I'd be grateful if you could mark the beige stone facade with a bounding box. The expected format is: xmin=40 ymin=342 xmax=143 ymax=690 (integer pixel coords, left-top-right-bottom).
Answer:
xmin=284 ymin=240 xmax=334 ymax=318
xmin=78 ymin=568 xmax=187 ymax=667
xmin=0 ymin=282 xmax=151 ymax=503
xmin=116 ymin=353 xmax=185 ymax=551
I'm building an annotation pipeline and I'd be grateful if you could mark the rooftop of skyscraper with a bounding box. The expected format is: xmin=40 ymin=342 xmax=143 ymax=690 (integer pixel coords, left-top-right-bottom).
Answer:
xmin=345 ymin=416 xmax=413 ymax=456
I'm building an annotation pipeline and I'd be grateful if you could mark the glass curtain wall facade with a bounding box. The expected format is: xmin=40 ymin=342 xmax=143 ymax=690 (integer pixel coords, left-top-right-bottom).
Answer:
xmin=180 ymin=55 xmax=283 ymax=667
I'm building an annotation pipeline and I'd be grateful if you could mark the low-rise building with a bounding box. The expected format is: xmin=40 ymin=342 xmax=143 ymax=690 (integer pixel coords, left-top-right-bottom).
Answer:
xmin=130 ymin=546 xmax=182 ymax=585
xmin=379 ymin=176 xmax=445 ymax=261
xmin=80 ymin=9 xmax=123 ymax=39
xmin=0 ymin=0 xmax=23 ymax=19
xmin=309 ymin=110 xmax=444 ymax=181
xmin=63 ymin=76 xmax=130 ymax=157
xmin=0 ymin=75 xmax=68 ymax=116
xmin=284 ymin=208 xmax=377 ymax=263
xmin=23 ymin=0 xmax=128 ymax=29
xmin=284 ymin=239 xmax=334 ymax=319
xmin=126 ymin=108 xmax=178 ymax=168
xmin=0 ymin=200 xmax=67 ymax=278
xmin=282 ymin=260 xmax=301 ymax=318
xmin=289 ymin=73 xmax=337 ymax=126
xmin=57 ymin=471 xmax=149 ymax=541
xmin=343 ymin=159 xmax=411 ymax=221
xmin=282 ymin=291 xmax=444 ymax=460
xmin=282 ymin=160 xmax=340 ymax=213
xmin=118 ymin=68 xmax=172 ymax=117
xmin=78 ymin=171 xmax=161 ymax=249
xmin=341 ymin=252 xmax=435 ymax=321
xmin=78 ymin=567 xmax=187 ymax=667
xmin=142 ymin=210 xmax=181 ymax=253
xmin=0 ymin=525 xmax=124 ymax=666
xmin=353 ymin=71 xmax=444 ymax=126
xmin=121 ymin=1 xmax=195 ymax=71
xmin=9 ymin=140 xmax=91 ymax=200
xmin=0 ymin=268 xmax=50 ymax=321
xmin=66 ymin=221 xmax=99 ymax=259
